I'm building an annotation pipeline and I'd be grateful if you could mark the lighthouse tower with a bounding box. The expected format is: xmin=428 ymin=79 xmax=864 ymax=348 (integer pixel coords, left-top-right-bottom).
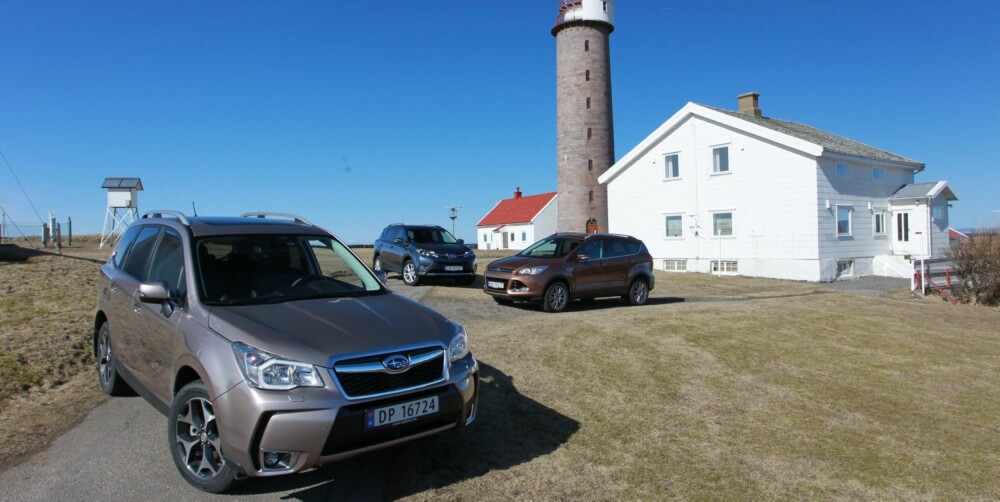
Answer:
xmin=553 ymin=0 xmax=616 ymax=233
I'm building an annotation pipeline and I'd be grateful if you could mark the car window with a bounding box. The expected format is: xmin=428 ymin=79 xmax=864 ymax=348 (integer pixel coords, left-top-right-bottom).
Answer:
xmin=605 ymin=239 xmax=639 ymax=258
xmin=519 ymin=236 xmax=582 ymax=258
xmin=147 ymin=228 xmax=187 ymax=304
xmin=111 ymin=226 xmax=142 ymax=269
xmin=392 ymin=226 xmax=405 ymax=242
xmin=121 ymin=226 xmax=161 ymax=281
xmin=576 ymin=240 xmax=603 ymax=260
xmin=407 ymin=227 xmax=458 ymax=245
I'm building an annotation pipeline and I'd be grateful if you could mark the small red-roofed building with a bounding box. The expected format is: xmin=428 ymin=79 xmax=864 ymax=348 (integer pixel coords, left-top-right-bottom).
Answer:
xmin=477 ymin=188 xmax=558 ymax=250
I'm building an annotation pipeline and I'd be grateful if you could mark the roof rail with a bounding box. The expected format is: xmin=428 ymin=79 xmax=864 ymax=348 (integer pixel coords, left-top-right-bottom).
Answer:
xmin=241 ymin=212 xmax=313 ymax=225
xmin=142 ymin=210 xmax=190 ymax=225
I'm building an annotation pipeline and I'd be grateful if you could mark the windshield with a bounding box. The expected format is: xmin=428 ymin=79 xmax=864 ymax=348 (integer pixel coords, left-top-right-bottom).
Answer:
xmin=406 ymin=227 xmax=458 ymax=244
xmin=196 ymin=234 xmax=384 ymax=306
xmin=517 ymin=236 xmax=583 ymax=258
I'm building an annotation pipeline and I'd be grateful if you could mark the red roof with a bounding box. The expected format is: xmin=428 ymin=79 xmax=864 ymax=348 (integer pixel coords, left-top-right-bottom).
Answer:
xmin=477 ymin=191 xmax=557 ymax=227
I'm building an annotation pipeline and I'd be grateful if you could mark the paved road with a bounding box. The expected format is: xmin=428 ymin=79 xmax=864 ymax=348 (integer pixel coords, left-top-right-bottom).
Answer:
xmin=0 ymin=279 xmax=431 ymax=501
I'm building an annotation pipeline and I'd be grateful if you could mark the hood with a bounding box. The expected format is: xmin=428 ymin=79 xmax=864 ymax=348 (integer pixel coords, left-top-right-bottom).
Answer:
xmin=488 ymin=254 xmax=563 ymax=270
xmin=208 ymin=293 xmax=453 ymax=367
xmin=411 ymin=242 xmax=472 ymax=255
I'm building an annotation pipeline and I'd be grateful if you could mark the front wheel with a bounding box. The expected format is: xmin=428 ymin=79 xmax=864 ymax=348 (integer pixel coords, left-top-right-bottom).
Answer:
xmin=625 ymin=277 xmax=649 ymax=306
xmin=402 ymin=260 xmax=420 ymax=286
xmin=168 ymin=381 xmax=242 ymax=493
xmin=542 ymin=282 xmax=569 ymax=313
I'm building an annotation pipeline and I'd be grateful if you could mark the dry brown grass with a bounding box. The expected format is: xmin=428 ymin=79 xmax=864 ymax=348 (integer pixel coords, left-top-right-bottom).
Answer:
xmin=388 ymin=272 xmax=1000 ymax=500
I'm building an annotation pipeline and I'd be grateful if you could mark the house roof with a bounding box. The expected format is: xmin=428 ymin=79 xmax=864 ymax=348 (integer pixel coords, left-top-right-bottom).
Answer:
xmin=702 ymin=105 xmax=924 ymax=168
xmin=948 ymin=228 xmax=969 ymax=240
xmin=889 ymin=181 xmax=958 ymax=201
xmin=599 ymin=102 xmax=925 ymax=186
xmin=477 ymin=192 xmax=557 ymax=227
xmin=101 ymin=177 xmax=143 ymax=189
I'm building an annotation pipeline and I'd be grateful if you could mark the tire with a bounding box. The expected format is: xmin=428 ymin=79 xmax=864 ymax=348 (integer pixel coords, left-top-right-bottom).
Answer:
xmin=373 ymin=255 xmax=382 ymax=272
xmin=542 ymin=282 xmax=570 ymax=313
xmin=402 ymin=260 xmax=420 ymax=286
xmin=168 ymin=381 xmax=242 ymax=493
xmin=96 ymin=322 xmax=133 ymax=396
xmin=625 ymin=277 xmax=650 ymax=306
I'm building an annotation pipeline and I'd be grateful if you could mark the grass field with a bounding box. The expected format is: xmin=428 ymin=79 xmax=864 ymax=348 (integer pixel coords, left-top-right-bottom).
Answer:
xmin=2 ymin=240 xmax=999 ymax=498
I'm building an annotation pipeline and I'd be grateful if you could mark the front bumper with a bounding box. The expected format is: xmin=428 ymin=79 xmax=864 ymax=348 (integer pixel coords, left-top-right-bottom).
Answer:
xmin=482 ymin=271 xmax=546 ymax=301
xmin=213 ymin=354 xmax=479 ymax=477
xmin=415 ymin=255 xmax=477 ymax=278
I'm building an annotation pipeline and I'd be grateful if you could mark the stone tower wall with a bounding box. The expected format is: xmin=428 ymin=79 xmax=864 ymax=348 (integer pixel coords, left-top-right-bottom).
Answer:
xmin=554 ymin=21 xmax=615 ymax=233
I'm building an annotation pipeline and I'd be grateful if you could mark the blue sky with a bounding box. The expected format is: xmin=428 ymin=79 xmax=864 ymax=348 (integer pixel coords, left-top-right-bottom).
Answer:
xmin=2 ymin=0 xmax=998 ymax=243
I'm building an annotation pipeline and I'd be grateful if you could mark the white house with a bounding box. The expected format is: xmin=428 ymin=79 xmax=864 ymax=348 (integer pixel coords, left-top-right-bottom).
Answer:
xmin=598 ymin=93 xmax=958 ymax=282
xmin=477 ymin=188 xmax=557 ymax=250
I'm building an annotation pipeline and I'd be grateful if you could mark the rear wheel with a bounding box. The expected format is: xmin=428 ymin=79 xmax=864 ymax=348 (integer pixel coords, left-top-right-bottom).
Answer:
xmin=542 ymin=282 xmax=569 ymax=313
xmin=625 ymin=277 xmax=649 ymax=306
xmin=168 ymin=380 xmax=241 ymax=493
xmin=402 ymin=260 xmax=420 ymax=286
xmin=373 ymin=255 xmax=382 ymax=272
xmin=96 ymin=322 xmax=132 ymax=396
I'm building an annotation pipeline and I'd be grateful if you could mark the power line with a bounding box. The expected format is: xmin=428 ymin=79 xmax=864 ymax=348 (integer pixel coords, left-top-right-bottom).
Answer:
xmin=0 ymin=148 xmax=45 ymax=224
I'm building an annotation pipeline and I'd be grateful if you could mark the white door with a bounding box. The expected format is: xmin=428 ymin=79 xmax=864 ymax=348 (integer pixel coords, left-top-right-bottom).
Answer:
xmin=893 ymin=210 xmax=922 ymax=256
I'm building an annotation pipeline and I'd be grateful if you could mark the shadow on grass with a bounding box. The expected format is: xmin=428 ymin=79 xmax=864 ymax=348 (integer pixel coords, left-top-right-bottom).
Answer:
xmin=232 ymin=363 xmax=579 ymax=500
xmin=0 ymin=243 xmax=106 ymax=265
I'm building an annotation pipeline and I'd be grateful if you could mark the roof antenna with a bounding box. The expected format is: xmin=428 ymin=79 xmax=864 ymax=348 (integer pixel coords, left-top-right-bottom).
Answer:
xmin=191 ymin=201 xmax=198 ymax=216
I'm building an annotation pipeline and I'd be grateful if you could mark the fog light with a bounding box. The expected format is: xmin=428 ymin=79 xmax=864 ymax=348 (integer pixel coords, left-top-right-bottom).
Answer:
xmin=510 ymin=281 xmax=530 ymax=293
xmin=260 ymin=450 xmax=298 ymax=471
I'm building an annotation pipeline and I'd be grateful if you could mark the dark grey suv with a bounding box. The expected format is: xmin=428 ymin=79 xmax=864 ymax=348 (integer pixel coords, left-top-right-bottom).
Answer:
xmin=373 ymin=224 xmax=477 ymax=286
xmin=94 ymin=211 xmax=479 ymax=492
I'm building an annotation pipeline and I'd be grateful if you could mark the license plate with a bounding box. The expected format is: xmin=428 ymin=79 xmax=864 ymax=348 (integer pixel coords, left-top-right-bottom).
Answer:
xmin=444 ymin=265 xmax=463 ymax=271
xmin=366 ymin=396 xmax=438 ymax=429
xmin=487 ymin=280 xmax=504 ymax=289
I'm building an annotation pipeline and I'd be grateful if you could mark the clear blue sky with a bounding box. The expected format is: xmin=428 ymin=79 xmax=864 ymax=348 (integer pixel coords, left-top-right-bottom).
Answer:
xmin=2 ymin=0 xmax=998 ymax=243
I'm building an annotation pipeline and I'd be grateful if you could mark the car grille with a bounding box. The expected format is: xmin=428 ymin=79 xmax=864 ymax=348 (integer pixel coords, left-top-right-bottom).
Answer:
xmin=487 ymin=265 xmax=514 ymax=273
xmin=331 ymin=348 xmax=446 ymax=399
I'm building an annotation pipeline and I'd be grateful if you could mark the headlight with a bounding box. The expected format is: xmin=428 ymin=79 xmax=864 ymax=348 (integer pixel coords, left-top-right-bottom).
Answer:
xmin=418 ymin=249 xmax=439 ymax=258
xmin=232 ymin=342 xmax=324 ymax=390
xmin=448 ymin=322 xmax=470 ymax=363
xmin=515 ymin=265 xmax=548 ymax=275
xmin=465 ymin=250 xmax=475 ymax=258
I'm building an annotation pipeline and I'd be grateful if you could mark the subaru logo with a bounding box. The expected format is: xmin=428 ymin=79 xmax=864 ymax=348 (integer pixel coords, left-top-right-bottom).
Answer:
xmin=382 ymin=354 xmax=410 ymax=373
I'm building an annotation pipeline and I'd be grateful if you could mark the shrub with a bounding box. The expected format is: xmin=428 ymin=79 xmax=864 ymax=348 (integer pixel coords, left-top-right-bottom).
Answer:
xmin=947 ymin=229 xmax=1000 ymax=305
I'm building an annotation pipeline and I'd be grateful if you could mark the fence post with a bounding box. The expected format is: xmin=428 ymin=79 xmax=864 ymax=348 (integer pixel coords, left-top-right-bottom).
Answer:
xmin=67 ymin=217 xmax=73 ymax=246
xmin=41 ymin=223 xmax=49 ymax=248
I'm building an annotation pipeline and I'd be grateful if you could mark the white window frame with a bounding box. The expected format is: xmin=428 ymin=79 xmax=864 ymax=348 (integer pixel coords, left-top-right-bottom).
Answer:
xmin=836 ymin=162 xmax=851 ymax=178
xmin=662 ymin=259 xmax=687 ymax=272
xmin=712 ymin=211 xmax=734 ymax=237
xmin=932 ymin=205 xmax=945 ymax=222
xmin=663 ymin=153 xmax=680 ymax=180
xmin=872 ymin=167 xmax=884 ymax=182
xmin=836 ymin=260 xmax=854 ymax=278
xmin=873 ymin=209 xmax=887 ymax=236
xmin=836 ymin=205 xmax=853 ymax=237
xmin=712 ymin=145 xmax=730 ymax=174
xmin=711 ymin=260 xmax=738 ymax=274
xmin=664 ymin=214 xmax=684 ymax=239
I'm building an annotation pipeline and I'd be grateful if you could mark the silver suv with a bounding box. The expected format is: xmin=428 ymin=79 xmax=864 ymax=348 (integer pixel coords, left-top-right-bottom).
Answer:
xmin=94 ymin=211 xmax=479 ymax=493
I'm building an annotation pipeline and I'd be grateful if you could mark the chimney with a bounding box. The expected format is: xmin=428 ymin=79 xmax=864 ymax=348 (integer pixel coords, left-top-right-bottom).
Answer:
xmin=514 ymin=187 xmax=522 ymax=199
xmin=737 ymin=92 xmax=761 ymax=118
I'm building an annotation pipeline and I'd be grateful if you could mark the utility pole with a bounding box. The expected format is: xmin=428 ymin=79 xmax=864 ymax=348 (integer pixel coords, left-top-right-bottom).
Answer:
xmin=447 ymin=206 xmax=461 ymax=236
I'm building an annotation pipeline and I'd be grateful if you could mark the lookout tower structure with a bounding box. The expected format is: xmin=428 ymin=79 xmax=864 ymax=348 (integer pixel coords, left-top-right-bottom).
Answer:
xmin=100 ymin=177 xmax=143 ymax=249
xmin=553 ymin=0 xmax=616 ymax=233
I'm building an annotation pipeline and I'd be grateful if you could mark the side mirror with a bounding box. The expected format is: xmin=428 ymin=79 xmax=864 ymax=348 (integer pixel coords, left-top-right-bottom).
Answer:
xmin=138 ymin=282 xmax=170 ymax=302
xmin=457 ymin=239 xmax=465 ymax=245
xmin=575 ymin=254 xmax=590 ymax=262
xmin=393 ymin=238 xmax=404 ymax=245
xmin=373 ymin=270 xmax=387 ymax=283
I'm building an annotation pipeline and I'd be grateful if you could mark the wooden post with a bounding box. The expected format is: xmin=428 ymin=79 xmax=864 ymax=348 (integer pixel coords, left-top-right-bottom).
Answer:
xmin=67 ymin=217 xmax=73 ymax=246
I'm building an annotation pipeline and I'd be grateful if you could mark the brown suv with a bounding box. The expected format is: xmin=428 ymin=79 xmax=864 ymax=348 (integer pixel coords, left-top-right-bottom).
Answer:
xmin=482 ymin=233 xmax=654 ymax=312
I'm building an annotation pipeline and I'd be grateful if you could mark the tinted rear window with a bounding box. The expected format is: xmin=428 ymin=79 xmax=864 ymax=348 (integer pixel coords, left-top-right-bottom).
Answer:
xmin=111 ymin=226 xmax=141 ymax=268
xmin=606 ymin=239 xmax=640 ymax=258
xmin=122 ymin=226 xmax=161 ymax=281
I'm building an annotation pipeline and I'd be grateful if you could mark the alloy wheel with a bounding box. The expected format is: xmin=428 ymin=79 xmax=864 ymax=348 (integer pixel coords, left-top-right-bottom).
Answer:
xmin=546 ymin=283 xmax=568 ymax=312
xmin=403 ymin=262 xmax=417 ymax=284
xmin=174 ymin=397 xmax=225 ymax=480
xmin=630 ymin=280 xmax=649 ymax=305
xmin=98 ymin=329 xmax=112 ymax=386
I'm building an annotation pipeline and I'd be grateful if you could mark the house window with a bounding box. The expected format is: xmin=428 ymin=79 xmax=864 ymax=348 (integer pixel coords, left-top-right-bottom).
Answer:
xmin=522 ymin=232 xmax=527 ymax=241
xmin=932 ymin=206 xmax=945 ymax=222
xmin=664 ymin=153 xmax=679 ymax=179
xmin=483 ymin=234 xmax=487 ymax=243
xmin=712 ymin=146 xmax=729 ymax=173
xmin=589 ymin=190 xmax=594 ymax=203
xmin=665 ymin=215 xmax=683 ymax=238
xmin=584 ymin=40 xmax=589 ymax=52
xmin=588 ymin=159 xmax=593 ymax=171
xmin=836 ymin=162 xmax=851 ymax=178
xmin=510 ymin=232 xmax=515 ymax=241
xmin=587 ymin=128 xmax=592 ymax=140
xmin=711 ymin=260 xmax=738 ymax=273
xmin=586 ymin=97 xmax=591 ymax=109
xmin=837 ymin=206 xmax=853 ymax=236
xmin=663 ymin=259 xmax=687 ymax=271
xmin=585 ymin=69 xmax=590 ymax=81
xmin=872 ymin=167 xmax=884 ymax=182
xmin=603 ymin=1 xmax=608 ymax=13
xmin=873 ymin=210 xmax=886 ymax=235
xmin=713 ymin=212 xmax=733 ymax=236
xmin=836 ymin=260 xmax=854 ymax=277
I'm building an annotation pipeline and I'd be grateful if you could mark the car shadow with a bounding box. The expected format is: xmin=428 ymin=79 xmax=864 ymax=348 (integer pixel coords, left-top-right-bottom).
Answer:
xmin=234 ymin=363 xmax=580 ymax=500
xmin=500 ymin=295 xmax=685 ymax=313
